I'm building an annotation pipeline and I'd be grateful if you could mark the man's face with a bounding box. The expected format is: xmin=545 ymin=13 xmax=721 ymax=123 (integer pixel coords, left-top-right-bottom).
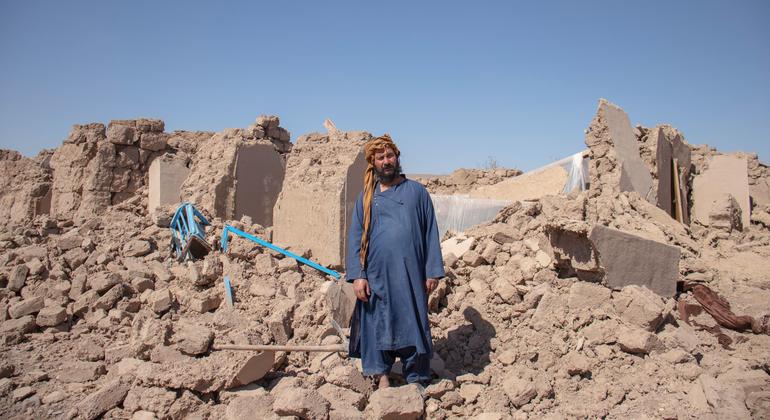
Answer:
xmin=373 ymin=147 xmax=400 ymax=183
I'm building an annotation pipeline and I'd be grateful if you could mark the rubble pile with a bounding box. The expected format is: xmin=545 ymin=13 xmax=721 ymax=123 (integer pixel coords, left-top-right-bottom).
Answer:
xmin=415 ymin=168 xmax=523 ymax=195
xmin=1 ymin=100 xmax=770 ymax=419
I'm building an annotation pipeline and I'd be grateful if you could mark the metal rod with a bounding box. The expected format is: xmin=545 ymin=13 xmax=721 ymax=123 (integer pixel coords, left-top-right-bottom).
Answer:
xmin=213 ymin=344 xmax=346 ymax=352
xmin=221 ymin=225 xmax=342 ymax=280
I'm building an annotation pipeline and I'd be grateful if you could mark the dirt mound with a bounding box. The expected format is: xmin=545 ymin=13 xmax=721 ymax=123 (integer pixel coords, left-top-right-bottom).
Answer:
xmin=415 ymin=168 xmax=523 ymax=195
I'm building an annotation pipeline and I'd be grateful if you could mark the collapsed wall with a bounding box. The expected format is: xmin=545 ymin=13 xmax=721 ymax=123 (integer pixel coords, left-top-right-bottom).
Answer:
xmin=179 ymin=116 xmax=290 ymax=226
xmin=585 ymin=99 xmax=655 ymax=205
xmin=272 ymin=130 xmax=371 ymax=267
xmin=0 ymin=150 xmax=52 ymax=225
xmin=48 ymin=119 xmax=178 ymax=223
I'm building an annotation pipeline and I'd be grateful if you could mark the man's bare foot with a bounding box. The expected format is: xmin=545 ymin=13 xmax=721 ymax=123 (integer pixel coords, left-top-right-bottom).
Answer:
xmin=378 ymin=374 xmax=390 ymax=389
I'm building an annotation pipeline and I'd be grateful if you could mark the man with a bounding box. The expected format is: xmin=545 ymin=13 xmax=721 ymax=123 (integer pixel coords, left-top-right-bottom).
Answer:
xmin=346 ymin=134 xmax=444 ymax=389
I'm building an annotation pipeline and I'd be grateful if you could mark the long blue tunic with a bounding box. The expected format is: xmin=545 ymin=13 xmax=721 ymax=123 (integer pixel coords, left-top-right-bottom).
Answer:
xmin=346 ymin=178 xmax=445 ymax=358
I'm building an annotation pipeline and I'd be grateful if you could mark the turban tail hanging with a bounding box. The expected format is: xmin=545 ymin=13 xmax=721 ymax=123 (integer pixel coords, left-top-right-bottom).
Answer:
xmin=360 ymin=134 xmax=401 ymax=268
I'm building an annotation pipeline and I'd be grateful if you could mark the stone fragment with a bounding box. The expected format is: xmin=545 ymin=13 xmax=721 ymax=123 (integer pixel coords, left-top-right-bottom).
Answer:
xmin=501 ymin=376 xmax=537 ymax=408
xmin=123 ymin=239 xmax=152 ymax=257
xmin=267 ymin=301 xmax=294 ymax=344
xmin=36 ymin=305 xmax=68 ymax=327
xmin=187 ymin=291 xmax=221 ymax=313
xmin=63 ymin=247 xmax=88 ymax=269
xmin=73 ymin=290 xmax=100 ymax=316
xmin=42 ymin=390 xmax=67 ymax=404
xmin=530 ymin=290 xmax=567 ymax=330
xmin=132 ymin=277 xmax=154 ymax=293
xmin=462 ymin=250 xmax=485 ymax=267
xmin=496 ymin=349 xmax=517 ymax=366
xmin=708 ymin=193 xmax=743 ymax=232
xmin=567 ymin=281 xmax=611 ymax=312
xmin=13 ymin=386 xmax=35 ymax=402
xmin=8 ymin=264 xmax=29 ymax=291
xmin=94 ymin=284 xmax=125 ymax=311
xmin=612 ymin=285 xmax=667 ymax=331
xmin=8 ymin=296 xmax=44 ymax=319
xmin=459 ymin=383 xmax=484 ymax=403
xmin=56 ymin=361 xmax=106 ymax=383
xmin=89 ymin=272 xmax=121 ymax=294
xmin=365 ymin=384 xmax=424 ymax=420
xmin=225 ymin=395 xmax=278 ymax=420
xmin=123 ymin=386 xmax=176 ymax=415
xmin=318 ymin=383 xmax=366 ymax=411
xmin=149 ymin=288 xmax=173 ymax=313
xmin=76 ymin=338 xmax=106 ymax=361
xmin=231 ymin=350 xmax=275 ymax=388
xmin=174 ymin=324 xmax=214 ymax=355
xmin=0 ymin=362 xmax=14 ymax=378
xmin=492 ymin=277 xmax=519 ymax=303
xmin=253 ymin=254 xmax=277 ymax=276
xmin=71 ymin=378 xmax=130 ymax=420
xmin=131 ymin=411 xmax=156 ymax=420
xmin=590 ymin=225 xmax=680 ymax=297
xmin=562 ymin=351 xmax=591 ymax=376
xmin=107 ymin=123 xmax=137 ymax=145
xmin=272 ymin=386 xmax=330 ymax=419
xmin=323 ymin=280 xmax=357 ymax=327
xmin=425 ymin=379 xmax=455 ymax=398
xmin=139 ymin=132 xmax=168 ymax=151
xmin=25 ymin=257 xmax=45 ymax=275
xmin=617 ymin=327 xmax=657 ymax=354
xmin=326 ymin=365 xmax=372 ymax=395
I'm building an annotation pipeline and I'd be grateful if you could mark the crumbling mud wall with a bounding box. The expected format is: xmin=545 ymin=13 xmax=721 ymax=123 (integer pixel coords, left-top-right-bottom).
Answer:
xmin=179 ymin=115 xmax=289 ymax=227
xmin=48 ymin=119 xmax=177 ymax=223
xmin=0 ymin=150 xmax=52 ymax=225
xmin=272 ymin=130 xmax=371 ymax=267
xmin=585 ymin=99 xmax=655 ymax=205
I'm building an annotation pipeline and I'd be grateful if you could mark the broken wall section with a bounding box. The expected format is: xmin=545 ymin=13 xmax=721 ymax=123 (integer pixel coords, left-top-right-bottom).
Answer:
xmin=49 ymin=119 xmax=182 ymax=223
xmin=272 ymin=130 xmax=371 ymax=268
xmin=179 ymin=115 xmax=290 ymax=226
xmin=0 ymin=150 xmax=52 ymax=225
xmin=585 ymin=99 xmax=655 ymax=206
xmin=635 ymin=125 xmax=692 ymax=224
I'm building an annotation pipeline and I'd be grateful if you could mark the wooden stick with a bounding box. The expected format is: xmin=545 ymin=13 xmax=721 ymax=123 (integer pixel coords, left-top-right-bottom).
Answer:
xmin=672 ymin=158 xmax=684 ymax=223
xmin=213 ymin=344 xmax=346 ymax=353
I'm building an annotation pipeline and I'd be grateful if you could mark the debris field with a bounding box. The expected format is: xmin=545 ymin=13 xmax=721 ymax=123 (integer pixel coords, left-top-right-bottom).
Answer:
xmin=1 ymin=100 xmax=769 ymax=419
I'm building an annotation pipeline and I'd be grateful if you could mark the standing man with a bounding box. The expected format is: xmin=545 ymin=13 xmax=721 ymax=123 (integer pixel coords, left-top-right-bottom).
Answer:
xmin=346 ymin=134 xmax=445 ymax=389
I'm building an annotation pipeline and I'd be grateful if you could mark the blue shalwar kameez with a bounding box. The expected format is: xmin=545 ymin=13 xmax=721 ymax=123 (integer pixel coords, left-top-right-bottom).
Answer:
xmin=345 ymin=178 xmax=445 ymax=383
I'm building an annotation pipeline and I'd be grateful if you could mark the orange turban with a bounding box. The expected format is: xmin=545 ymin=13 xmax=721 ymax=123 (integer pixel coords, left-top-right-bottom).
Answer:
xmin=359 ymin=134 xmax=401 ymax=268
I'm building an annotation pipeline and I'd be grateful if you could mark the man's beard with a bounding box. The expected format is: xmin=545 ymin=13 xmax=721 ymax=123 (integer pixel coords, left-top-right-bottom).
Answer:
xmin=374 ymin=162 xmax=402 ymax=184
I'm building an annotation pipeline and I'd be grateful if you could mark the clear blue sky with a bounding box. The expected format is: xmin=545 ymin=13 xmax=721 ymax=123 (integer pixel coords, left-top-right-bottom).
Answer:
xmin=1 ymin=1 xmax=768 ymax=174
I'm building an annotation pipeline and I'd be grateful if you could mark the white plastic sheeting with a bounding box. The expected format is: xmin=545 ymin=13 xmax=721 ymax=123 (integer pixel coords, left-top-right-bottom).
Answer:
xmin=430 ymin=150 xmax=589 ymax=237
xmin=562 ymin=151 xmax=590 ymax=193
xmin=431 ymin=194 xmax=510 ymax=237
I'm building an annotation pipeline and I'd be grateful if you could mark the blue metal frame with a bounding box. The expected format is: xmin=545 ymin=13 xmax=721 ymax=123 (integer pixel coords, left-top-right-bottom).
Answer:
xmin=221 ymin=224 xmax=341 ymax=280
xmin=169 ymin=203 xmax=211 ymax=261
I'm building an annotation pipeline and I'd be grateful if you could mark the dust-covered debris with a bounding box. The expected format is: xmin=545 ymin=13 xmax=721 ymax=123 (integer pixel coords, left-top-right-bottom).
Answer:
xmin=1 ymin=101 xmax=770 ymax=419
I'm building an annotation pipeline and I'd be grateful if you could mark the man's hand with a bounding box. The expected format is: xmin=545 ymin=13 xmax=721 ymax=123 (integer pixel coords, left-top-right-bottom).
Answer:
xmin=352 ymin=279 xmax=371 ymax=302
xmin=425 ymin=278 xmax=439 ymax=295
